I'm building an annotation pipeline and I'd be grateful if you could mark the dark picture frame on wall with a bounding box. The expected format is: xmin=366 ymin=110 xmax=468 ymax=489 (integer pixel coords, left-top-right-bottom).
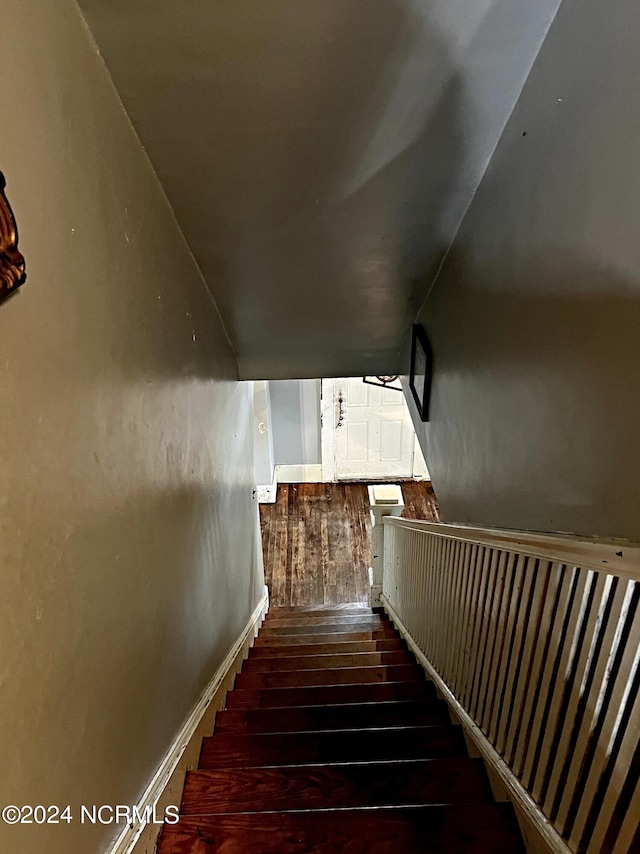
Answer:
xmin=409 ymin=324 xmax=432 ymax=421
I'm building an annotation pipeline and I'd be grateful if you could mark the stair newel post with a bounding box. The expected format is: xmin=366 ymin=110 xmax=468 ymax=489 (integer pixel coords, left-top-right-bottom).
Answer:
xmin=367 ymin=484 xmax=404 ymax=607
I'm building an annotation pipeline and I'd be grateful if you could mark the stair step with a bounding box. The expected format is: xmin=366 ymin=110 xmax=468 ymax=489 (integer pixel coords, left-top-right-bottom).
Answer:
xmin=214 ymin=699 xmax=446 ymax=734
xmin=264 ymin=613 xmax=381 ymax=627
xmin=235 ymin=664 xmax=421 ymax=690
xmin=268 ymin=603 xmax=371 ymax=615
xmin=225 ymin=681 xmax=432 ymax=709
xmin=259 ymin=617 xmax=392 ymax=636
xmin=254 ymin=628 xmax=397 ymax=645
xmin=243 ymin=651 xmax=413 ymax=672
xmin=155 ymin=601 xmax=527 ymax=854
xmin=249 ymin=638 xmax=405 ymax=658
xmin=199 ymin=725 xmax=466 ymax=768
xmin=157 ymin=804 xmax=525 ymax=853
xmin=182 ymin=757 xmax=493 ymax=813
xmin=267 ymin=605 xmax=373 ymax=620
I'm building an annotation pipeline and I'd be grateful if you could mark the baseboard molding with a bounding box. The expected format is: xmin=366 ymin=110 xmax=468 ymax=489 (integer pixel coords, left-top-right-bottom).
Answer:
xmin=380 ymin=594 xmax=571 ymax=854
xmin=107 ymin=585 xmax=269 ymax=854
xmin=275 ymin=464 xmax=323 ymax=483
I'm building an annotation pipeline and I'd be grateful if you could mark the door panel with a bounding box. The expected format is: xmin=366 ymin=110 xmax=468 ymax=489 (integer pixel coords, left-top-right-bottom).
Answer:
xmin=381 ymin=420 xmax=403 ymax=461
xmin=347 ymin=378 xmax=369 ymax=407
xmin=330 ymin=378 xmax=415 ymax=479
xmin=347 ymin=421 xmax=369 ymax=462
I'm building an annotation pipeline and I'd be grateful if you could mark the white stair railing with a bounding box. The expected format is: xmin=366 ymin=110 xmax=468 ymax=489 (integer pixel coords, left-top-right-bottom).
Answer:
xmin=381 ymin=517 xmax=640 ymax=854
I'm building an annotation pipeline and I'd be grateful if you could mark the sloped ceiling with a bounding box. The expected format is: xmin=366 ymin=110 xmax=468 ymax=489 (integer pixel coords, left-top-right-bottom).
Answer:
xmin=77 ymin=0 xmax=560 ymax=379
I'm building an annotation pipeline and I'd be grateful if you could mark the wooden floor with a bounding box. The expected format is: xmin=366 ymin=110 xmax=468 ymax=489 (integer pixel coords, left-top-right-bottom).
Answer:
xmin=260 ymin=481 xmax=441 ymax=607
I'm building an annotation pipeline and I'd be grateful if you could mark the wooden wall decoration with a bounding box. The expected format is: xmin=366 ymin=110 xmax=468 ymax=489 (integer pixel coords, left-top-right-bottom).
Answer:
xmin=0 ymin=171 xmax=26 ymax=305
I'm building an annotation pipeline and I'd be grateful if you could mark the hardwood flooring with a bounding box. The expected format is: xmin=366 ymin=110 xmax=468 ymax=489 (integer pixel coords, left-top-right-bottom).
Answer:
xmin=259 ymin=480 xmax=441 ymax=606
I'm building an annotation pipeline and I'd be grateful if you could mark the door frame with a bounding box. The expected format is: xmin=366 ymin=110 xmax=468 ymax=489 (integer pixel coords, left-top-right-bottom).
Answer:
xmin=320 ymin=378 xmax=337 ymax=482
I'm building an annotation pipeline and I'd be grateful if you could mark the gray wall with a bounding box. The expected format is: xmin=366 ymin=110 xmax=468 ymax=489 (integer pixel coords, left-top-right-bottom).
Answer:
xmin=270 ymin=380 xmax=322 ymax=466
xmin=0 ymin=2 xmax=263 ymax=851
xmin=76 ymin=0 xmax=560 ymax=380
xmin=408 ymin=0 xmax=640 ymax=541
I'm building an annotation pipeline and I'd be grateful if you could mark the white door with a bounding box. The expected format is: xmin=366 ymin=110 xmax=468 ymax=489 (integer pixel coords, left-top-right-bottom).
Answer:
xmin=321 ymin=378 xmax=424 ymax=480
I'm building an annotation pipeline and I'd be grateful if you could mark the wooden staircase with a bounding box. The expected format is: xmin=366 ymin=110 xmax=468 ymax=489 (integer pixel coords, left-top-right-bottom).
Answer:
xmin=157 ymin=603 xmax=525 ymax=853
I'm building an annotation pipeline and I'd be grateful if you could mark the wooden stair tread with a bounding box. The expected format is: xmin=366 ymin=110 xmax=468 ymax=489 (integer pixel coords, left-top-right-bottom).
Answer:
xmin=225 ymin=681 xmax=432 ymax=709
xmin=254 ymin=628 xmax=398 ymax=646
xmin=259 ymin=619 xmax=394 ymax=637
xmin=263 ymin=614 xmax=382 ymax=628
xmin=267 ymin=603 xmax=371 ymax=615
xmin=243 ymin=650 xmax=413 ymax=671
xmin=157 ymin=804 xmax=525 ymax=853
xmin=214 ymin=699 xmax=446 ymax=734
xmin=199 ymin=725 xmax=466 ymax=768
xmin=182 ymin=757 xmax=493 ymax=813
xmin=235 ymin=663 xmax=421 ymax=690
xmin=249 ymin=638 xmax=405 ymax=658
xmin=266 ymin=607 xmax=374 ymax=621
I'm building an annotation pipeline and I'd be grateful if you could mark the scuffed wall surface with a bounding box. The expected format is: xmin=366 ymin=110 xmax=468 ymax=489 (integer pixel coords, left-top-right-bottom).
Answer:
xmin=0 ymin=1 xmax=263 ymax=851
xmin=409 ymin=0 xmax=640 ymax=541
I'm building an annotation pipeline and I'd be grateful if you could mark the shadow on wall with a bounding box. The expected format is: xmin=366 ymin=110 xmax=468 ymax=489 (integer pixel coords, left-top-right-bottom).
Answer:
xmin=0 ymin=129 xmax=240 ymax=387
xmin=0 ymin=480 xmax=261 ymax=852
xmin=413 ymin=248 xmax=640 ymax=540
xmin=179 ymin=3 xmax=469 ymax=374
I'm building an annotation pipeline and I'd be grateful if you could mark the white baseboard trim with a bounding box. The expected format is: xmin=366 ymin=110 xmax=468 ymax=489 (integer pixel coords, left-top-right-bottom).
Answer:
xmin=107 ymin=585 xmax=269 ymax=854
xmin=275 ymin=464 xmax=323 ymax=483
xmin=380 ymin=593 xmax=571 ymax=854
